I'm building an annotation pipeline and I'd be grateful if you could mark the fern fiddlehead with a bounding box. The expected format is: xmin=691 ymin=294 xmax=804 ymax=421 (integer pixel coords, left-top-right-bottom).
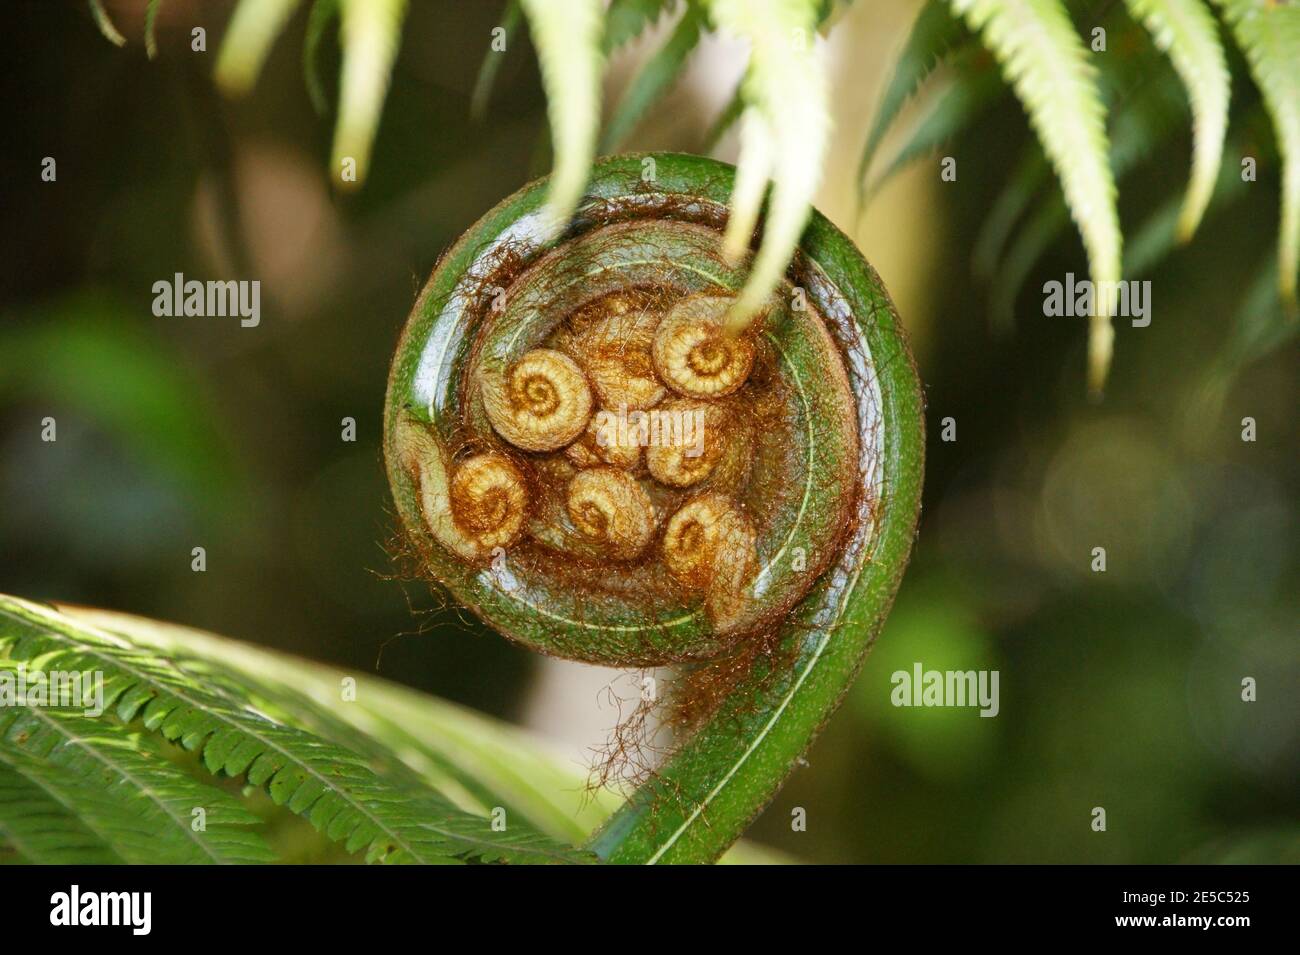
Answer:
xmin=384 ymin=153 xmax=925 ymax=863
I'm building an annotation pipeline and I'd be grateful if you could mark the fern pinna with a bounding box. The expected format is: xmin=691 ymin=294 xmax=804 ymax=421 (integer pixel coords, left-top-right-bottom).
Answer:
xmin=0 ymin=596 xmax=592 ymax=864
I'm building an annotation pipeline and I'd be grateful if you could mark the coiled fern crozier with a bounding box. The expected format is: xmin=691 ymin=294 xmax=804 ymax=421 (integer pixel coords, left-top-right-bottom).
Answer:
xmin=383 ymin=154 xmax=924 ymax=862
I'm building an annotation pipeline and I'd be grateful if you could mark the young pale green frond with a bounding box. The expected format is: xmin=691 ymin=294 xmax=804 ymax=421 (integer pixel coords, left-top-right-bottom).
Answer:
xmin=1215 ymin=0 xmax=1300 ymax=303
xmin=707 ymin=0 xmax=831 ymax=333
xmin=0 ymin=707 xmax=273 ymax=864
xmin=705 ymin=1 xmax=838 ymax=153
xmin=88 ymin=0 xmax=126 ymax=47
xmin=988 ymin=69 xmax=1187 ymax=327
xmin=330 ymin=0 xmax=408 ymax=188
xmin=1123 ymin=0 xmax=1230 ymax=241
xmin=604 ymin=0 xmax=677 ymax=53
xmin=304 ymin=0 xmax=341 ymax=116
xmin=0 ymin=596 xmax=592 ymax=864
xmin=0 ymin=743 xmax=125 ymax=864
xmin=722 ymin=108 xmax=775 ymax=259
xmin=144 ymin=0 xmax=162 ymax=59
xmin=217 ymin=0 xmax=410 ymax=189
xmin=519 ymin=0 xmax=606 ymax=237
xmin=601 ymin=1 xmax=707 ymax=152
xmin=215 ymin=0 xmax=303 ymax=94
xmin=949 ymin=0 xmax=1122 ymax=395
xmin=858 ymin=0 xmax=966 ymax=204
xmin=477 ymin=0 xmax=655 ymax=125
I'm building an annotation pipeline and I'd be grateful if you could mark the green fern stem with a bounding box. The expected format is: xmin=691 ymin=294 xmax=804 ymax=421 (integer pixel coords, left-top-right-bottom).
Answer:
xmin=384 ymin=153 xmax=924 ymax=863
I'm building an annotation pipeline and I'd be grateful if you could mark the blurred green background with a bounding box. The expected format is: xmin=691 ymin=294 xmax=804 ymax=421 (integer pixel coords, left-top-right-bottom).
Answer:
xmin=1 ymin=0 xmax=1295 ymax=863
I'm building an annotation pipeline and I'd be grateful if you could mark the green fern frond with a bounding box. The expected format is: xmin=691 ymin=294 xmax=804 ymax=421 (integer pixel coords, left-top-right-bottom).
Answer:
xmin=1125 ymin=141 xmax=1248 ymax=275
xmin=1221 ymin=252 xmax=1295 ymax=370
xmin=989 ymin=196 xmax=1069 ymax=327
xmin=144 ymin=0 xmax=162 ymax=59
xmin=989 ymin=68 xmax=1187 ymax=326
xmin=0 ymin=744 xmax=125 ymax=864
xmin=1123 ymin=0 xmax=1230 ymax=240
xmin=604 ymin=0 xmax=677 ymax=52
xmin=474 ymin=0 xmax=660 ymax=137
xmin=858 ymin=0 xmax=966 ymax=204
xmin=1189 ymin=252 xmax=1296 ymax=423
xmin=972 ymin=147 xmax=1050 ymax=280
xmin=708 ymin=0 xmax=830 ymax=333
xmin=69 ymin=606 xmax=602 ymax=840
xmin=303 ymin=0 xmax=341 ymax=116
xmin=0 ymin=597 xmax=592 ymax=864
xmin=330 ymin=0 xmax=408 ymax=188
xmin=62 ymin=607 xmax=616 ymax=850
xmin=861 ymin=47 xmax=1003 ymax=203
xmin=519 ymin=0 xmax=606 ymax=236
xmin=470 ymin=0 xmax=522 ymax=121
xmin=88 ymin=0 xmax=126 ymax=47
xmin=601 ymin=1 xmax=707 ymax=152
xmin=723 ymin=107 xmax=775 ymax=274
xmin=977 ymin=40 xmax=1177 ymax=310
xmin=215 ymin=0 xmax=303 ymax=94
xmin=1215 ymin=0 xmax=1300 ymax=303
xmin=1106 ymin=65 xmax=1189 ymax=172
xmin=0 ymin=706 xmax=273 ymax=864
xmin=60 ymin=605 xmax=792 ymax=860
xmin=216 ymin=0 xmax=409 ymax=189
xmin=705 ymin=0 xmax=838 ymax=154
xmin=949 ymin=0 xmax=1122 ymax=395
